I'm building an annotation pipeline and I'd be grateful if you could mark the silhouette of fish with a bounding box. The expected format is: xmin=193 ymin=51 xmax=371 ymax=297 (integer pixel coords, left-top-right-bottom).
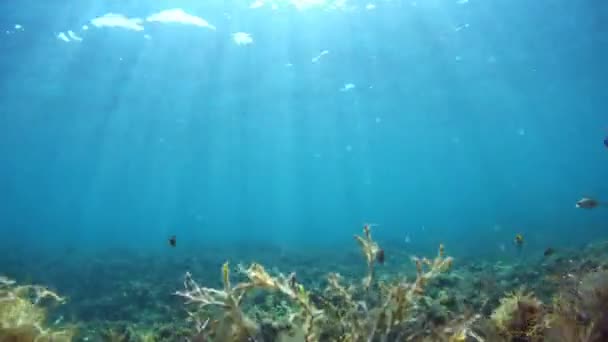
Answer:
xmin=168 ymin=235 xmax=176 ymax=247
xmin=543 ymin=247 xmax=555 ymax=257
xmin=376 ymin=249 xmax=385 ymax=264
xmin=576 ymin=197 xmax=600 ymax=209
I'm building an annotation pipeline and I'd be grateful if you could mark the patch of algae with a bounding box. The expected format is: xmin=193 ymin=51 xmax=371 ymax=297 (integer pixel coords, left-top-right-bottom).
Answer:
xmin=0 ymin=276 xmax=74 ymax=342
xmin=490 ymin=288 xmax=546 ymax=341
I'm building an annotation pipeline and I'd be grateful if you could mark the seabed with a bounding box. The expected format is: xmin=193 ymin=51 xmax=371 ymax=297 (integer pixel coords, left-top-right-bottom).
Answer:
xmin=1 ymin=225 xmax=607 ymax=342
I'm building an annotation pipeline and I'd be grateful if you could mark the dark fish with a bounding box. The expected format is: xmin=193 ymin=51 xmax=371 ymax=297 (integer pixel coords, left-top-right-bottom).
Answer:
xmin=288 ymin=272 xmax=297 ymax=289
xmin=544 ymin=247 xmax=555 ymax=257
xmin=604 ymin=137 xmax=608 ymax=148
xmin=376 ymin=249 xmax=385 ymax=264
xmin=576 ymin=197 xmax=599 ymax=209
xmin=168 ymin=235 xmax=176 ymax=247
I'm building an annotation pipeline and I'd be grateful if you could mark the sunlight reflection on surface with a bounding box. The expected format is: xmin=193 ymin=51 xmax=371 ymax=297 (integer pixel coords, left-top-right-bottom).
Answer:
xmin=249 ymin=0 xmax=350 ymax=11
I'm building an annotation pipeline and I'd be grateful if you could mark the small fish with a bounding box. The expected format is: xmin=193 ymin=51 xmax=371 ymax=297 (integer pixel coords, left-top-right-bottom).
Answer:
xmin=604 ymin=136 xmax=608 ymax=148
xmin=543 ymin=247 xmax=555 ymax=257
xmin=514 ymin=234 xmax=524 ymax=255
xmin=376 ymin=249 xmax=385 ymax=264
xmin=168 ymin=235 xmax=176 ymax=247
xmin=576 ymin=197 xmax=600 ymax=209
xmin=514 ymin=234 xmax=524 ymax=246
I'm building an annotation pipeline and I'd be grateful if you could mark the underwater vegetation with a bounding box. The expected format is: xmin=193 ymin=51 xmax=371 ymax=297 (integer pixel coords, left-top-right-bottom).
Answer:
xmin=169 ymin=228 xmax=608 ymax=342
xmin=543 ymin=268 xmax=608 ymax=342
xmin=2 ymin=231 xmax=608 ymax=342
xmin=490 ymin=288 xmax=547 ymax=340
xmin=175 ymin=225 xmax=453 ymax=341
xmin=0 ymin=276 xmax=74 ymax=341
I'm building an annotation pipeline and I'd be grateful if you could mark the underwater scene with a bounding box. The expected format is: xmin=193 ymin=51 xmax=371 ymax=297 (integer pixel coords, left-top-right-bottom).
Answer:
xmin=1 ymin=0 xmax=608 ymax=341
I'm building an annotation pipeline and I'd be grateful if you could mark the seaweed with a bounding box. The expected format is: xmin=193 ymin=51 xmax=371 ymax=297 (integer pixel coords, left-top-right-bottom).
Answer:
xmin=490 ymin=288 xmax=546 ymax=341
xmin=7 ymin=227 xmax=608 ymax=342
xmin=545 ymin=269 xmax=608 ymax=342
xmin=176 ymin=225 xmax=454 ymax=341
xmin=0 ymin=276 xmax=74 ymax=341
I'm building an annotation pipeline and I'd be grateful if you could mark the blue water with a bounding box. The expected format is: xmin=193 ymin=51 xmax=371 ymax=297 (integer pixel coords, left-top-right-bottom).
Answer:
xmin=1 ymin=0 xmax=607 ymax=262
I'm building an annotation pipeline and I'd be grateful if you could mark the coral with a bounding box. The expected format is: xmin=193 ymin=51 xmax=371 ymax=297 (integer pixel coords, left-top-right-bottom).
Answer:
xmin=176 ymin=262 xmax=323 ymax=342
xmin=317 ymin=243 xmax=454 ymax=341
xmin=370 ymin=244 xmax=453 ymax=339
xmin=354 ymin=224 xmax=383 ymax=289
xmin=175 ymin=262 xmax=259 ymax=342
xmin=411 ymin=244 xmax=453 ymax=294
xmin=490 ymin=289 xmax=546 ymax=341
xmin=176 ymin=227 xmax=454 ymax=342
xmin=237 ymin=263 xmax=324 ymax=341
xmin=0 ymin=276 xmax=73 ymax=341
xmin=317 ymin=272 xmax=368 ymax=341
